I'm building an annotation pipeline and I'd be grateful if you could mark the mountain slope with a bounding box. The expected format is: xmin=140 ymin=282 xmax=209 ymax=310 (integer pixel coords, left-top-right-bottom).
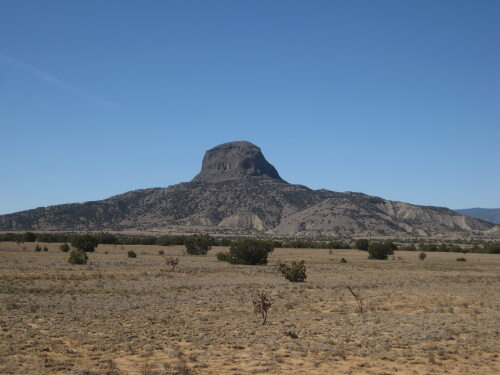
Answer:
xmin=455 ymin=208 xmax=500 ymax=225
xmin=1 ymin=141 xmax=498 ymax=238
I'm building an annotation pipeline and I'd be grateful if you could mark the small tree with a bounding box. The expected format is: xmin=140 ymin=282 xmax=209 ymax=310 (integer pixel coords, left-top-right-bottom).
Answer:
xmin=419 ymin=252 xmax=427 ymax=261
xmin=68 ymin=250 xmax=88 ymax=265
xmin=252 ymin=291 xmax=273 ymax=325
xmin=71 ymin=234 xmax=98 ymax=252
xmin=34 ymin=244 xmax=42 ymax=252
xmin=218 ymin=239 xmax=274 ymax=265
xmin=354 ymin=239 xmax=369 ymax=251
xmin=60 ymin=243 xmax=70 ymax=252
xmin=185 ymin=234 xmax=212 ymax=255
xmin=278 ymin=260 xmax=307 ymax=282
xmin=367 ymin=242 xmax=396 ymax=260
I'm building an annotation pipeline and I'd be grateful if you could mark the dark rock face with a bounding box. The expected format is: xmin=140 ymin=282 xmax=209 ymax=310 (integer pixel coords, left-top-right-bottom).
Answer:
xmin=192 ymin=141 xmax=283 ymax=183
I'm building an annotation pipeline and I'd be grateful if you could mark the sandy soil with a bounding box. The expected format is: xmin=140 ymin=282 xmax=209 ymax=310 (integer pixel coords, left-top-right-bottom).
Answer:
xmin=0 ymin=242 xmax=499 ymax=374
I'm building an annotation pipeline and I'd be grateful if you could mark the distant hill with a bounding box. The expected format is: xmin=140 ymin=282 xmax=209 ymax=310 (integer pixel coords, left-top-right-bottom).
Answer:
xmin=455 ymin=208 xmax=500 ymax=225
xmin=1 ymin=141 xmax=499 ymax=238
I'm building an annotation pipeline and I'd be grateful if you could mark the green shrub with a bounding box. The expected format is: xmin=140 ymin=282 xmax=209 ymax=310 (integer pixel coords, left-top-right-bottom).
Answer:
xmin=354 ymin=239 xmax=369 ymax=251
xmin=419 ymin=252 xmax=427 ymax=261
xmin=59 ymin=243 xmax=70 ymax=252
xmin=185 ymin=234 xmax=212 ymax=255
xmin=456 ymin=257 xmax=466 ymax=262
xmin=216 ymin=252 xmax=231 ymax=262
xmin=34 ymin=244 xmax=42 ymax=252
xmin=23 ymin=232 xmax=37 ymax=242
xmin=400 ymin=244 xmax=417 ymax=251
xmin=484 ymin=242 xmax=500 ymax=254
xmin=68 ymin=250 xmax=88 ymax=265
xmin=328 ymin=240 xmax=351 ymax=249
xmin=158 ymin=250 xmax=165 ymax=256
xmin=71 ymin=234 xmax=98 ymax=252
xmin=419 ymin=243 xmax=438 ymax=252
xmin=340 ymin=257 xmax=348 ymax=263
xmin=42 ymin=246 xmax=48 ymax=252
xmin=127 ymin=250 xmax=137 ymax=258
xmin=367 ymin=242 xmax=396 ymax=260
xmin=217 ymin=239 xmax=274 ymax=265
xmin=278 ymin=260 xmax=307 ymax=282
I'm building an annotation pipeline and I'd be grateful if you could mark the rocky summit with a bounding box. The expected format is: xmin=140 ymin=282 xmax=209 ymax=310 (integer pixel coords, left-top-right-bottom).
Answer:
xmin=192 ymin=141 xmax=283 ymax=183
xmin=0 ymin=141 xmax=498 ymax=238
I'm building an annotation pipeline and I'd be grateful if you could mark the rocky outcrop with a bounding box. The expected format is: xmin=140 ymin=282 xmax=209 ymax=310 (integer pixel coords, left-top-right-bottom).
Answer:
xmin=0 ymin=141 xmax=498 ymax=238
xmin=192 ymin=141 xmax=283 ymax=183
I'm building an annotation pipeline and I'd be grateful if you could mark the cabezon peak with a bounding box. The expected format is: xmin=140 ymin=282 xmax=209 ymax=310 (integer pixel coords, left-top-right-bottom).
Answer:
xmin=192 ymin=141 xmax=284 ymax=183
xmin=0 ymin=140 xmax=497 ymax=237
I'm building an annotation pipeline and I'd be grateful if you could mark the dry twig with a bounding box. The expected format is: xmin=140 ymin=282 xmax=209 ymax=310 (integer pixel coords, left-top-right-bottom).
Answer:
xmin=347 ymin=286 xmax=364 ymax=315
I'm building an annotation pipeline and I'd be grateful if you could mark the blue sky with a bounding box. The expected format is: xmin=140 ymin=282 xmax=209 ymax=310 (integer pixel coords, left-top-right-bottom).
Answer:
xmin=0 ymin=0 xmax=499 ymax=215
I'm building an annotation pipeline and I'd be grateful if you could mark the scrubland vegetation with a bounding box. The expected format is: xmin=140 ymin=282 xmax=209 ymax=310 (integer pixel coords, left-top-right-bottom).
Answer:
xmin=0 ymin=239 xmax=499 ymax=374
xmin=1 ymin=232 xmax=500 ymax=254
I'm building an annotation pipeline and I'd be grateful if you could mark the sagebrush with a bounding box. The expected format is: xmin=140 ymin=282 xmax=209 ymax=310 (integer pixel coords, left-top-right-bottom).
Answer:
xmin=278 ymin=260 xmax=307 ymax=282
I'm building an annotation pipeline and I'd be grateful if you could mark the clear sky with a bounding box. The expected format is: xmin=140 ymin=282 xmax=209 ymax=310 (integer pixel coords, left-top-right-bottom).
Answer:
xmin=1 ymin=0 xmax=499 ymax=215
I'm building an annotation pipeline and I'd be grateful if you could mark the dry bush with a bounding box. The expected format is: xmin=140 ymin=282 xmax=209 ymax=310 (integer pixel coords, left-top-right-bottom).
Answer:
xmin=284 ymin=330 xmax=299 ymax=339
xmin=68 ymin=250 xmax=88 ymax=265
xmin=165 ymin=257 xmax=179 ymax=271
xmin=252 ymin=291 xmax=274 ymax=325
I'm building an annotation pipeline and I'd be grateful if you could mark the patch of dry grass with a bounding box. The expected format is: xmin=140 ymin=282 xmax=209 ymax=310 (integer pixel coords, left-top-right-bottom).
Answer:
xmin=0 ymin=242 xmax=499 ymax=374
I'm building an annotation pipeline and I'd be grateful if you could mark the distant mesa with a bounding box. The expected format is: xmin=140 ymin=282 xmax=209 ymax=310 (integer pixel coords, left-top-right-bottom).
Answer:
xmin=192 ymin=141 xmax=283 ymax=183
xmin=455 ymin=208 xmax=500 ymax=225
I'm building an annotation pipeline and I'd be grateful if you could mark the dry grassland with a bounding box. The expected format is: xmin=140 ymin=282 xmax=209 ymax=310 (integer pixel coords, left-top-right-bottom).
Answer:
xmin=1 ymin=242 xmax=499 ymax=375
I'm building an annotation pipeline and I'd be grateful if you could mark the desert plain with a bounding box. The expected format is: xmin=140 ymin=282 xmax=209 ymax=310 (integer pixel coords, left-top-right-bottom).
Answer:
xmin=0 ymin=242 xmax=499 ymax=375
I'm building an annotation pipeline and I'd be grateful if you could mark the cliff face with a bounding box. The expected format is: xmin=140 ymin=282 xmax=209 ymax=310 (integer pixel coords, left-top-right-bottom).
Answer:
xmin=192 ymin=141 xmax=283 ymax=183
xmin=0 ymin=141 xmax=498 ymax=238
